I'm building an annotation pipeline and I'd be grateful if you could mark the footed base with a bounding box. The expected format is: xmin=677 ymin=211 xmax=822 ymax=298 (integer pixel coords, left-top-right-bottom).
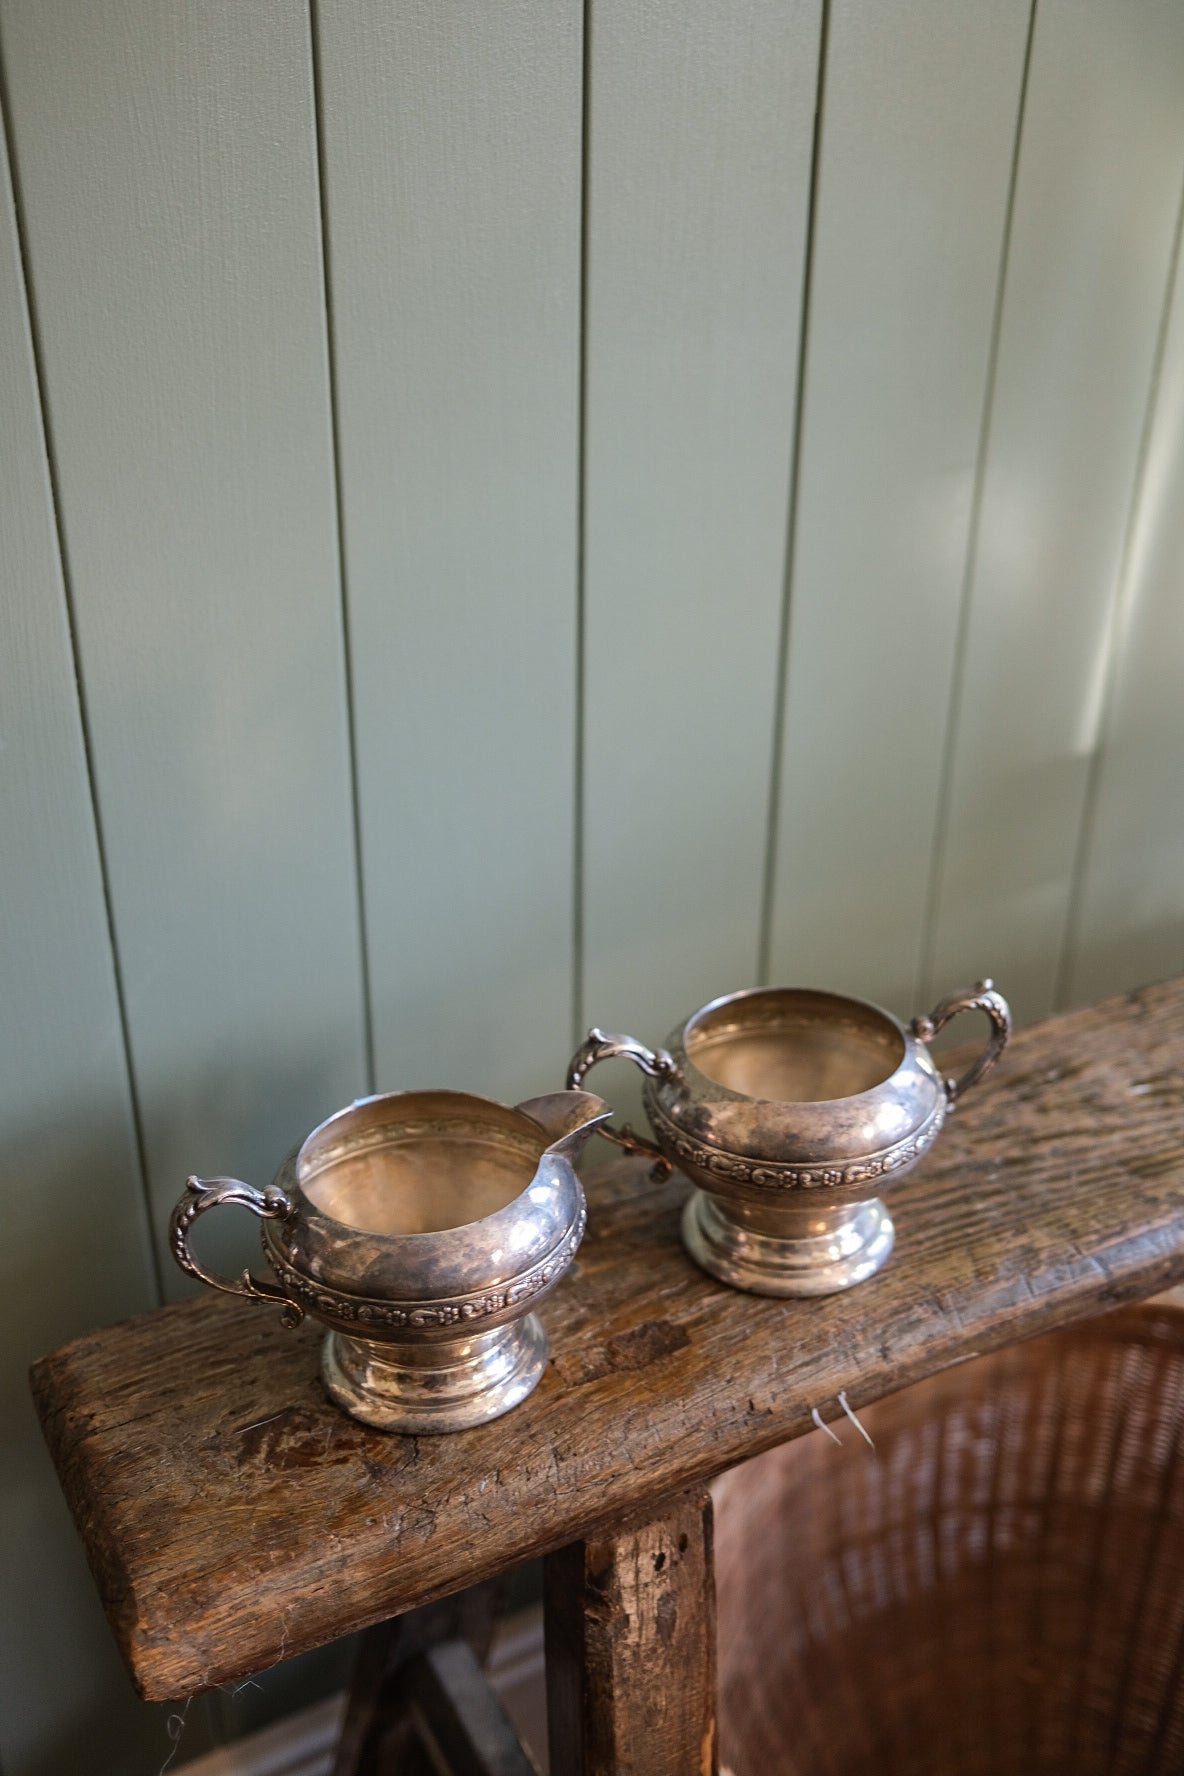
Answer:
xmin=682 ymin=1189 xmax=894 ymax=1297
xmin=322 ymin=1314 xmax=548 ymax=1433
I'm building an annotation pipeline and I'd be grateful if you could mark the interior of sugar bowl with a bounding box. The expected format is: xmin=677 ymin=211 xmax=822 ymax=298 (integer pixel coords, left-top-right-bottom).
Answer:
xmin=684 ymin=988 xmax=908 ymax=1104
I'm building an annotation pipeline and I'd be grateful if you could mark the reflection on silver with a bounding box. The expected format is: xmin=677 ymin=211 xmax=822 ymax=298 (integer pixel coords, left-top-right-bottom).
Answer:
xmin=569 ymin=982 xmax=1010 ymax=1297
xmin=169 ymin=1088 xmax=610 ymax=1432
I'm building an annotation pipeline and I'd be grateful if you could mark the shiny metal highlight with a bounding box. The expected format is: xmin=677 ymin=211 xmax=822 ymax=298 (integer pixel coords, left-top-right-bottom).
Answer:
xmin=568 ymin=982 xmax=1010 ymax=1297
xmin=169 ymin=1088 xmax=610 ymax=1431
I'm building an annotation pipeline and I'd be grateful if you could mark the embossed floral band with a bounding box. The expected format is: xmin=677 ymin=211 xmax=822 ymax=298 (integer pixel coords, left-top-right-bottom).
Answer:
xmin=168 ymin=985 xmax=1009 ymax=1428
xmin=567 ymin=983 xmax=1011 ymax=1297
xmin=169 ymin=1089 xmax=610 ymax=1431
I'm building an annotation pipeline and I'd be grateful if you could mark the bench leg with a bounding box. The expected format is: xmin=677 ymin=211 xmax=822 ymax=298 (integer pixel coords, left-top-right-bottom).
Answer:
xmin=544 ymin=1488 xmax=718 ymax=1776
xmin=392 ymin=1640 xmax=541 ymax=1776
xmin=333 ymin=1582 xmax=508 ymax=1776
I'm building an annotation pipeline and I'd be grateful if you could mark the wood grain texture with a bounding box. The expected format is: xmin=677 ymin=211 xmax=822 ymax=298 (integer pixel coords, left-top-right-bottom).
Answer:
xmin=767 ymin=0 xmax=1031 ymax=1013
xmin=0 ymin=0 xmax=368 ymax=1292
xmin=926 ymin=0 xmax=1184 ymax=1023
xmin=1061 ymin=204 xmax=1184 ymax=1008
xmin=0 ymin=100 xmax=181 ymax=1776
xmin=31 ymin=979 xmax=1184 ymax=1701
xmin=580 ymin=0 xmax=822 ymax=1057
xmin=545 ymin=1490 xmax=716 ymax=1776
xmin=316 ymin=0 xmax=582 ymax=1104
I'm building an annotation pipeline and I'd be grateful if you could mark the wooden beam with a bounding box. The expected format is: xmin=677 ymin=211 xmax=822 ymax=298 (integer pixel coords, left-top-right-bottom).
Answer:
xmin=398 ymin=1640 xmax=540 ymax=1776
xmin=332 ymin=1585 xmax=503 ymax=1776
xmin=545 ymin=1490 xmax=716 ymax=1776
xmin=29 ymin=980 xmax=1184 ymax=1698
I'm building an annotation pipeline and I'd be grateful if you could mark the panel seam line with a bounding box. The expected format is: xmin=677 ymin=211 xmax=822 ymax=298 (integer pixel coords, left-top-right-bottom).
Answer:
xmin=757 ymin=0 xmax=832 ymax=984
xmin=309 ymin=0 xmax=376 ymax=1093
xmin=1052 ymin=156 xmax=1184 ymax=1008
xmin=572 ymin=0 xmax=592 ymax=1045
xmin=0 ymin=54 xmax=165 ymax=1303
xmin=914 ymin=0 xmax=1039 ymax=1009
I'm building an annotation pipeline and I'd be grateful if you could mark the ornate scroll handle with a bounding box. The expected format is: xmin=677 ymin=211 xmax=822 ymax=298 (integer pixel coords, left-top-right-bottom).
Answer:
xmin=565 ymin=1029 xmax=681 ymax=1178
xmin=168 ymin=1176 xmax=304 ymax=1327
xmin=911 ymin=980 xmax=1012 ymax=1109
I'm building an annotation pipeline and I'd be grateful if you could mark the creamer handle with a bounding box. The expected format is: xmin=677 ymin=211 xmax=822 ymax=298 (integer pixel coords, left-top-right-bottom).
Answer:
xmin=168 ymin=1175 xmax=304 ymax=1326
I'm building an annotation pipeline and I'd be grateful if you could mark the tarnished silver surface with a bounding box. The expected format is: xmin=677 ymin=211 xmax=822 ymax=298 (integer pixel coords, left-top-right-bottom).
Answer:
xmin=322 ymin=1314 xmax=549 ymax=1435
xmin=681 ymin=1191 xmax=895 ymax=1297
xmin=567 ymin=982 xmax=1010 ymax=1297
xmin=169 ymin=1088 xmax=610 ymax=1431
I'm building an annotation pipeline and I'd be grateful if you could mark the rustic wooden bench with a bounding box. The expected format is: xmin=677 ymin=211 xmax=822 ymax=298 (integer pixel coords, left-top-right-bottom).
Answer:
xmin=31 ymin=980 xmax=1184 ymax=1774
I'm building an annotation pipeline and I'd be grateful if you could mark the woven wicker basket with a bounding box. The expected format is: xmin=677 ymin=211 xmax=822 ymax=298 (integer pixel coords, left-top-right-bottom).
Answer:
xmin=715 ymin=1304 xmax=1184 ymax=1776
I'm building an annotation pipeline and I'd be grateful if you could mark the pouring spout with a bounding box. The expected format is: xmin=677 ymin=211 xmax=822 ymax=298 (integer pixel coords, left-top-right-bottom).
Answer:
xmin=515 ymin=1090 xmax=614 ymax=1161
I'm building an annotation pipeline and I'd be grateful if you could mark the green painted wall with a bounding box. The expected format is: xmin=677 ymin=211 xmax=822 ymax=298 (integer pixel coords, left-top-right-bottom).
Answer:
xmin=1 ymin=1 xmax=1182 ymax=1769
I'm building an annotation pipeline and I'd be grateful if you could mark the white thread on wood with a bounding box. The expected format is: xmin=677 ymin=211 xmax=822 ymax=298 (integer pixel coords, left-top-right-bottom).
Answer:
xmin=838 ymin=1388 xmax=875 ymax=1449
xmin=811 ymin=1405 xmax=842 ymax=1445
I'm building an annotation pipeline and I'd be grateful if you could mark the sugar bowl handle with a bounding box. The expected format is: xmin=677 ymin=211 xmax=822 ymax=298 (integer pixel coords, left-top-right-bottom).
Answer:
xmin=169 ymin=1176 xmax=304 ymax=1326
xmin=565 ymin=1029 xmax=680 ymax=1176
xmin=911 ymin=980 xmax=1012 ymax=1107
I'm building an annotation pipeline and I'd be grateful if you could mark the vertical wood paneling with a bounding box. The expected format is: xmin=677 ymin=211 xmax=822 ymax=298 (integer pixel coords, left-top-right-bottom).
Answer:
xmin=316 ymin=0 xmax=582 ymax=1105
xmin=925 ymin=0 xmax=1184 ymax=1024
xmin=766 ymin=0 xmax=1032 ymax=1016
xmin=581 ymin=0 xmax=822 ymax=1055
xmin=3 ymin=3 xmax=1184 ymax=1769
xmin=0 ymin=103 xmax=177 ymax=1776
xmin=0 ymin=0 xmax=368 ymax=1289
xmin=1061 ymin=201 xmax=1184 ymax=1007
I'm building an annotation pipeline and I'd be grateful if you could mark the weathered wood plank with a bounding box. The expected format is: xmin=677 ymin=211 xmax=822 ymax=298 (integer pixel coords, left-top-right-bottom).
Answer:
xmin=315 ymin=0 xmax=582 ymax=1104
xmin=30 ymin=979 xmax=1184 ymax=1700
xmin=545 ymin=1490 xmax=716 ymax=1776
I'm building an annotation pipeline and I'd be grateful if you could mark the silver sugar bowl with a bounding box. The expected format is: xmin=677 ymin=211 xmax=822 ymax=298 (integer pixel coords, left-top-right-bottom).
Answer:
xmin=567 ymin=982 xmax=1010 ymax=1297
xmin=169 ymin=1088 xmax=611 ymax=1432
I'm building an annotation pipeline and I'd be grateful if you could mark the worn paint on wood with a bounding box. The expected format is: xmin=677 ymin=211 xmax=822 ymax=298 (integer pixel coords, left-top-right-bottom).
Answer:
xmin=30 ymin=980 xmax=1184 ymax=1700
xmin=316 ymin=0 xmax=583 ymax=1104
